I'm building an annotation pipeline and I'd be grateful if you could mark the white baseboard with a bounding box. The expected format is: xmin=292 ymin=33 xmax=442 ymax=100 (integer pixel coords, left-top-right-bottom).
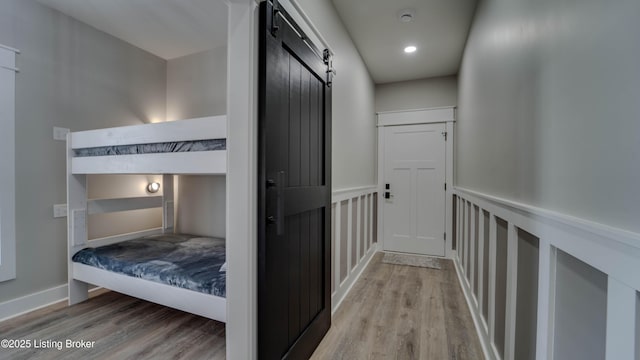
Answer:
xmin=331 ymin=247 xmax=377 ymax=315
xmin=453 ymin=255 xmax=495 ymax=360
xmin=0 ymin=284 xmax=67 ymax=323
xmin=0 ymin=284 xmax=104 ymax=323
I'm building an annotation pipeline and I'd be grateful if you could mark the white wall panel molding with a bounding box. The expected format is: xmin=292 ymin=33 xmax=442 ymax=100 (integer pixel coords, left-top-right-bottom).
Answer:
xmin=331 ymin=188 xmax=378 ymax=314
xmin=453 ymin=186 xmax=640 ymax=360
xmin=470 ymin=205 xmax=477 ymax=303
xmin=605 ymin=278 xmax=636 ymax=360
xmin=536 ymin=239 xmax=554 ymax=360
xmin=504 ymin=223 xmax=518 ymax=360
xmin=477 ymin=206 xmax=486 ymax=331
xmin=487 ymin=213 xmax=497 ymax=349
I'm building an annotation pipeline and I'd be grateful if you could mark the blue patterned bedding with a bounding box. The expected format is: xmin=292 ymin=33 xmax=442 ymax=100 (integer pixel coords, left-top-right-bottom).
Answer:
xmin=72 ymin=234 xmax=226 ymax=297
xmin=74 ymin=139 xmax=226 ymax=157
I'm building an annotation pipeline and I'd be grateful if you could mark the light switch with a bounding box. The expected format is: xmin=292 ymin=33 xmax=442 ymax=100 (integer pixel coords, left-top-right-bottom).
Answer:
xmin=53 ymin=127 xmax=70 ymax=141
xmin=53 ymin=204 xmax=67 ymax=218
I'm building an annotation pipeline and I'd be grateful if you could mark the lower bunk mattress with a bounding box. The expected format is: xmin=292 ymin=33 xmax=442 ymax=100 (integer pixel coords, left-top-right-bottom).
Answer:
xmin=72 ymin=233 xmax=226 ymax=297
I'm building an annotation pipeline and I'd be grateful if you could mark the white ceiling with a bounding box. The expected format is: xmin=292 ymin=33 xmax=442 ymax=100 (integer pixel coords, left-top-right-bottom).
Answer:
xmin=35 ymin=0 xmax=475 ymax=82
xmin=36 ymin=0 xmax=228 ymax=60
xmin=331 ymin=0 xmax=477 ymax=84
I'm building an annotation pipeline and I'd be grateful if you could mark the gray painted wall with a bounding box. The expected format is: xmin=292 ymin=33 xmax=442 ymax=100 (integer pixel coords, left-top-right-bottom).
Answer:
xmin=176 ymin=175 xmax=226 ymax=239
xmin=494 ymin=217 xmax=508 ymax=358
xmin=0 ymin=0 xmax=166 ymax=303
xmin=553 ymin=250 xmax=607 ymax=360
xmin=87 ymin=175 xmax=163 ymax=239
xmin=457 ymin=0 xmax=640 ymax=233
xmin=166 ymin=47 xmax=228 ymax=238
xmin=166 ymin=46 xmax=227 ymax=121
xmin=375 ymin=75 xmax=457 ymax=113
xmin=515 ymin=229 xmax=539 ymax=360
xmin=297 ymin=0 xmax=377 ymax=190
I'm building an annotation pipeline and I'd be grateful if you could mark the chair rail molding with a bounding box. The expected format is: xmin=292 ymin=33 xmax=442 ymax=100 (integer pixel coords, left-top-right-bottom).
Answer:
xmin=452 ymin=185 xmax=640 ymax=360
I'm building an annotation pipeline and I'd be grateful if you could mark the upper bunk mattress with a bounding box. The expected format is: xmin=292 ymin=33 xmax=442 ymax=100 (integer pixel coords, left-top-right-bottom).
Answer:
xmin=74 ymin=139 xmax=225 ymax=157
xmin=72 ymin=234 xmax=226 ymax=297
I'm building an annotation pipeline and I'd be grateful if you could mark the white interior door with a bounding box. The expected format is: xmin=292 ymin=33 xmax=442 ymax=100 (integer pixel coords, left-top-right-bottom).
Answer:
xmin=383 ymin=123 xmax=446 ymax=256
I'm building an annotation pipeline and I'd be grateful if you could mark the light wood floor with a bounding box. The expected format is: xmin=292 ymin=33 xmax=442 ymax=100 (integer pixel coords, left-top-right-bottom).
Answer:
xmin=0 ymin=253 xmax=482 ymax=360
xmin=311 ymin=253 xmax=484 ymax=360
xmin=0 ymin=290 xmax=226 ymax=360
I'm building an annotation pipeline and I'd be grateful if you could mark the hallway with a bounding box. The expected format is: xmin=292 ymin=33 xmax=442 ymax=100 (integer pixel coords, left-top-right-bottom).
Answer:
xmin=312 ymin=253 xmax=483 ymax=359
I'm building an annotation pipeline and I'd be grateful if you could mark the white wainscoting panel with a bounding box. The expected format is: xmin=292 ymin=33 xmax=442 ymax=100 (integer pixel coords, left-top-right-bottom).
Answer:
xmin=452 ymin=186 xmax=640 ymax=360
xmin=331 ymin=186 xmax=378 ymax=314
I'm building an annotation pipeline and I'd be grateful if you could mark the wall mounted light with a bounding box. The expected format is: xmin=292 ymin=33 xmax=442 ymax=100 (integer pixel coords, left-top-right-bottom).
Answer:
xmin=147 ymin=182 xmax=161 ymax=193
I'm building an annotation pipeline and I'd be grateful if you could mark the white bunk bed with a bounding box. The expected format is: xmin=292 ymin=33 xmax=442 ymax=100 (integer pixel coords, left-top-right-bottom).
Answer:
xmin=70 ymin=116 xmax=226 ymax=175
xmin=66 ymin=115 xmax=227 ymax=322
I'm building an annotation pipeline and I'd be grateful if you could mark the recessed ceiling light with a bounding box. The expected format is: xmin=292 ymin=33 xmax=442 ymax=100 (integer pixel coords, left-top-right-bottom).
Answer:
xmin=404 ymin=46 xmax=417 ymax=53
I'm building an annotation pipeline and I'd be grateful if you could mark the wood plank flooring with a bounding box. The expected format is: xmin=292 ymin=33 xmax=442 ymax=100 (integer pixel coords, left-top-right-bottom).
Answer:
xmin=0 ymin=291 xmax=226 ymax=360
xmin=0 ymin=253 xmax=482 ymax=360
xmin=311 ymin=253 xmax=484 ymax=360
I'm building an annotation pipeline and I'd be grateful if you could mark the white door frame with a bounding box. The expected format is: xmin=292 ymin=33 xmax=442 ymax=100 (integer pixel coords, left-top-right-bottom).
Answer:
xmin=376 ymin=107 xmax=456 ymax=258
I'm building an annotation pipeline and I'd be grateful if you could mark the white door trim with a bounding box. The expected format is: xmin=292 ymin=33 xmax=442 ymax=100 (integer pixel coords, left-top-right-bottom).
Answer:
xmin=377 ymin=106 xmax=455 ymax=127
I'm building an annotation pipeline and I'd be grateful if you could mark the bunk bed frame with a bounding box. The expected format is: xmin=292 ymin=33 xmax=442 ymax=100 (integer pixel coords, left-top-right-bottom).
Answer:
xmin=66 ymin=116 xmax=227 ymax=322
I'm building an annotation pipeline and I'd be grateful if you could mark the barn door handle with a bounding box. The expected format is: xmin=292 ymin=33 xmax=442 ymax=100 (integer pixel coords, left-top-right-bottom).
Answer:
xmin=276 ymin=171 xmax=285 ymax=235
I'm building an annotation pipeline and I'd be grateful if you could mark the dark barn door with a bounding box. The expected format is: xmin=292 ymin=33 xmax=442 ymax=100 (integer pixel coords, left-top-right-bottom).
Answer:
xmin=258 ymin=1 xmax=333 ymax=359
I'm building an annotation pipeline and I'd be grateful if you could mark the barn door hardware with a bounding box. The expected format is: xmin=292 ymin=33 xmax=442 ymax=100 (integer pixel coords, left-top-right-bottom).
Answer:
xmin=323 ymin=49 xmax=336 ymax=87
xmin=270 ymin=0 xmax=280 ymax=36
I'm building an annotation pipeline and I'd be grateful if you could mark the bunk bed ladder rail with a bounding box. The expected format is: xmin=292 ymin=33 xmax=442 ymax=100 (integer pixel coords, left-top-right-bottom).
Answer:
xmin=162 ymin=174 xmax=175 ymax=233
